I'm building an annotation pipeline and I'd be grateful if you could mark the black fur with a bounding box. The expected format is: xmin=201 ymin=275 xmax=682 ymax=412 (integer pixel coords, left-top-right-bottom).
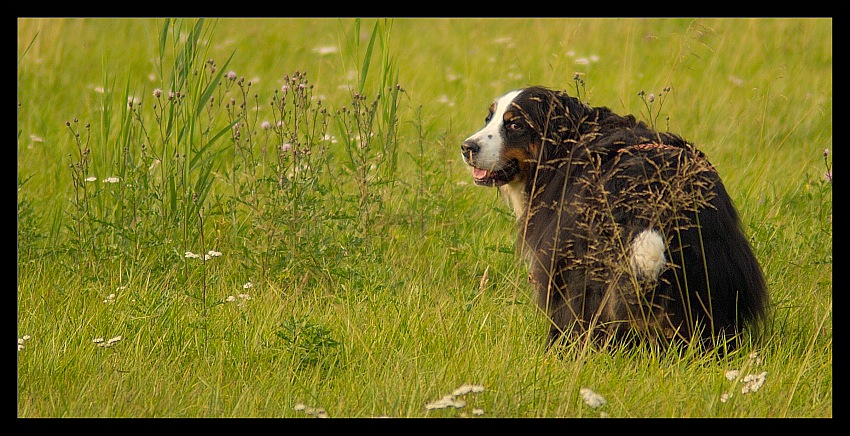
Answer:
xmin=464 ymin=86 xmax=768 ymax=351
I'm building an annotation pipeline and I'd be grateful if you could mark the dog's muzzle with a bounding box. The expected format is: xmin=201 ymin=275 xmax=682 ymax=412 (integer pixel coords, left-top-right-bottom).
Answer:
xmin=461 ymin=139 xmax=519 ymax=187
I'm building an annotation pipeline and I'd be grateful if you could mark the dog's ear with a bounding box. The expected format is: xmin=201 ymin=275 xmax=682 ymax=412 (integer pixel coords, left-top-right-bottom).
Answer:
xmin=529 ymin=88 xmax=589 ymax=141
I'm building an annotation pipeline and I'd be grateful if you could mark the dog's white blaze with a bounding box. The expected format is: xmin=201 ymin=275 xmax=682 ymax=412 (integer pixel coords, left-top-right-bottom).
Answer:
xmin=463 ymin=89 xmax=523 ymax=170
xmin=630 ymin=229 xmax=666 ymax=280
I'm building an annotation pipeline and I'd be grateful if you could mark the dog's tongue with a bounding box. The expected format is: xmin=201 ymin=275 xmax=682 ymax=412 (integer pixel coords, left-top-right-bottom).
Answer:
xmin=472 ymin=167 xmax=489 ymax=179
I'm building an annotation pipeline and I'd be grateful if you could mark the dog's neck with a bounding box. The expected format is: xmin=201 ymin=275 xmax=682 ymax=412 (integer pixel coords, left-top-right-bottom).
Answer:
xmin=499 ymin=181 xmax=528 ymax=220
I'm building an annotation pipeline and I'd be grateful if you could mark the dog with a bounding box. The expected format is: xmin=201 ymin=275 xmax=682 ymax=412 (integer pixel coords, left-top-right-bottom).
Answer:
xmin=461 ymin=86 xmax=768 ymax=351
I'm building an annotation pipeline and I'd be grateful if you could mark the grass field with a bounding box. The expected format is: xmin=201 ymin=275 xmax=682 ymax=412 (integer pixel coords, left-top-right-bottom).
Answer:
xmin=17 ymin=18 xmax=831 ymax=418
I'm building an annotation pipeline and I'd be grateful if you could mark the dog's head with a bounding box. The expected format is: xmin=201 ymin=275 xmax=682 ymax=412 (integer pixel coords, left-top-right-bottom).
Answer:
xmin=461 ymin=89 xmax=532 ymax=187
xmin=461 ymin=86 xmax=586 ymax=188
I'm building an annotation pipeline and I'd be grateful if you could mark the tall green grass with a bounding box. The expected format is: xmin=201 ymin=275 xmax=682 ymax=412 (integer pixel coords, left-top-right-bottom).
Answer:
xmin=18 ymin=18 xmax=831 ymax=417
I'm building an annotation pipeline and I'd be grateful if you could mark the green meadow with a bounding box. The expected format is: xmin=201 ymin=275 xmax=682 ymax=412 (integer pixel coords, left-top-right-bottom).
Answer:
xmin=17 ymin=18 xmax=831 ymax=418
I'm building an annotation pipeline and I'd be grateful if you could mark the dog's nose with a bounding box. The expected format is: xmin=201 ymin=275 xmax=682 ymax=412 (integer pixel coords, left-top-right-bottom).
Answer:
xmin=461 ymin=140 xmax=480 ymax=155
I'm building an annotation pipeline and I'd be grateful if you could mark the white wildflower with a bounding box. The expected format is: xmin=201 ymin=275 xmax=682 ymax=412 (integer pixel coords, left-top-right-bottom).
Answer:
xmin=102 ymin=177 xmax=120 ymax=184
xmin=243 ymin=282 xmax=253 ymax=289
xmin=185 ymin=251 xmax=200 ymax=259
xmin=425 ymin=395 xmax=466 ymax=410
xmin=452 ymin=384 xmax=485 ymax=396
xmin=18 ymin=335 xmax=31 ymax=351
xmin=580 ymin=387 xmax=606 ymax=408
xmin=96 ymin=335 xmax=122 ymax=348
xmin=425 ymin=383 xmax=484 ymax=411
xmin=741 ymin=372 xmax=767 ymax=394
xmin=85 ymin=177 xmax=97 ymax=182
xmin=312 ymin=45 xmax=338 ymax=56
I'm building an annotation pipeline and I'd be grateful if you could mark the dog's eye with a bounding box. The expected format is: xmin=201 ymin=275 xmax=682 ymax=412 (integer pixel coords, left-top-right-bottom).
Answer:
xmin=508 ymin=122 xmax=523 ymax=131
xmin=484 ymin=114 xmax=492 ymax=125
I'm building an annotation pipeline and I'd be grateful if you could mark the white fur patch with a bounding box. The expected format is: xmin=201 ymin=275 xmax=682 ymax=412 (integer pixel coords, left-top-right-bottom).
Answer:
xmin=499 ymin=180 xmax=528 ymax=219
xmin=462 ymin=89 xmax=523 ymax=170
xmin=630 ymin=229 xmax=666 ymax=280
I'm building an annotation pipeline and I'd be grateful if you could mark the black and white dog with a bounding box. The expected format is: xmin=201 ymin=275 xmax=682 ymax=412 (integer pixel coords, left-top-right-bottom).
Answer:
xmin=461 ymin=86 xmax=768 ymax=351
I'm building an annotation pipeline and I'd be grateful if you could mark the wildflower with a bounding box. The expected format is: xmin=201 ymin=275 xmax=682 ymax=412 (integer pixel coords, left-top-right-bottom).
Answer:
xmin=452 ymin=384 xmax=485 ymax=396
xmin=648 ymin=93 xmax=656 ymax=103
xmin=185 ymin=251 xmax=200 ymax=259
xmin=425 ymin=394 xmax=466 ymax=410
xmin=748 ymin=351 xmax=763 ymax=366
xmin=226 ymin=71 xmax=237 ymax=81
xmin=720 ymin=393 xmax=733 ymax=403
xmin=102 ymin=177 xmax=120 ymax=183
xmin=103 ymin=293 xmax=116 ymax=304
xmin=425 ymin=383 xmax=484 ymax=411
xmin=575 ymin=57 xmax=590 ymax=65
xmin=18 ymin=335 xmax=31 ymax=351
xmin=208 ymin=250 xmax=222 ymax=257
xmin=85 ymin=176 xmax=97 ymax=182
xmin=294 ymin=403 xmax=306 ymax=411
xmin=579 ymin=387 xmax=606 ymax=408
xmin=261 ymin=121 xmax=271 ymax=130
xmin=725 ymin=370 xmax=740 ymax=381
xmin=94 ymin=335 xmax=123 ymax=348
xmin=823 ymin=148 xmax=832 ymax=182
xmin=29 ymin=134 xmax=44 ymax=143
xmin=226 ymin=295 xmax=237 ymax=302
xmin=472 ymin=408 xmax=485 ymax=416
xmin=153 ymin=88 xmax=163 ymax=98
xmin=728 ymin=75 xmax=744 ymax=86
xmin=741 ymin=372 xmax=767 ymax=394
xmin=312 ymin=45 xmax=338 ymax=55
xmin=281 ymin=143 xmax=292 ymax=152
xmin=243 ymin=282 xmax=253 ymax=289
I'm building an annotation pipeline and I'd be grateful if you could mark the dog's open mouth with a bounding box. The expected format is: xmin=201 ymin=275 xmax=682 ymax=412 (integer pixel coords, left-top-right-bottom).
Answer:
xmin=471 ymin=160 xmax=520 ymax=187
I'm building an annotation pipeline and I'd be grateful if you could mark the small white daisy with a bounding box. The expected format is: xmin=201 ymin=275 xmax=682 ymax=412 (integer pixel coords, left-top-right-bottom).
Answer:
xmin=580 ymin=387 xmax=606 ymax=408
